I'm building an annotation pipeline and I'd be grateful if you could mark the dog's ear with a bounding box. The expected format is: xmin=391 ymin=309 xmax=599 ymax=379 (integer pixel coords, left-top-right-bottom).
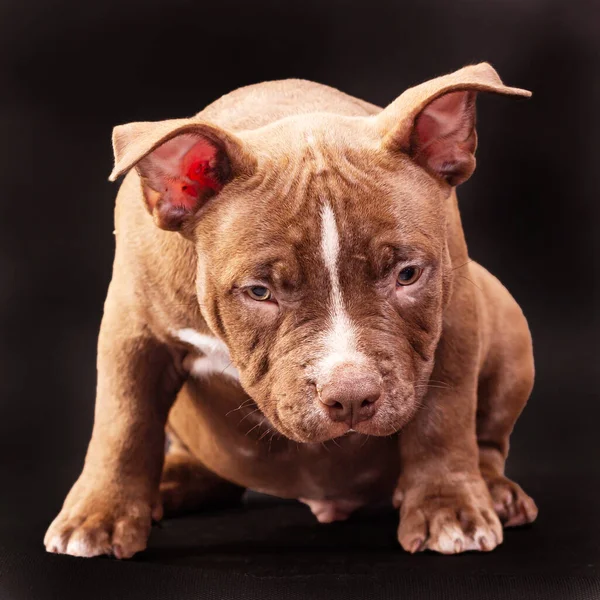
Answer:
xmin=109 ymin=119 xmax=255 ymax=231
xmin=375 ymin=63 xmax=531 ymax=186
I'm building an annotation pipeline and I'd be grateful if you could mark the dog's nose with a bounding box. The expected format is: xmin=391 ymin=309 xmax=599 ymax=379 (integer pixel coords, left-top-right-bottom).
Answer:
xmin=318 ymin=367 xmax=381 ymax=427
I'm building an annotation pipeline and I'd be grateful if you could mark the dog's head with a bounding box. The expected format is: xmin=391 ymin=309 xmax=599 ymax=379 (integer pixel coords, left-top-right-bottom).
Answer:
xmin=111 ymin=63 xmax=530 ymax=443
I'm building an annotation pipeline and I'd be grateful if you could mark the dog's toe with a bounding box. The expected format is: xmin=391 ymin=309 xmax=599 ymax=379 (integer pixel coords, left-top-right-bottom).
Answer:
xmin=486 ymin=476 xmax=538 ymax=527
xmin=397 ymin=477 xmax=503 ymax=555
xmin=45 ymin=498 xmax=152 ymax=559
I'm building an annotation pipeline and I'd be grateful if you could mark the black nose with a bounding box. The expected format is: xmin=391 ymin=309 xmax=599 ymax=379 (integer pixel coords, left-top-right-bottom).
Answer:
xmin=319 ymin=367 xmax=381 ymax=427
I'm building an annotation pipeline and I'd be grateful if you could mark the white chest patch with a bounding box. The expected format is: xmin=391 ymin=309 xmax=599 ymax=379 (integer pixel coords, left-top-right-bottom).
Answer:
xmin=173 ymin=328 xmax=240 ymax=382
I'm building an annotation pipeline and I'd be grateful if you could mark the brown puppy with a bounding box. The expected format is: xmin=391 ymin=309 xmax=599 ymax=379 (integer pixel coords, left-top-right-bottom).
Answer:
xmin=45 ymin=63 xmax=537 ymax=559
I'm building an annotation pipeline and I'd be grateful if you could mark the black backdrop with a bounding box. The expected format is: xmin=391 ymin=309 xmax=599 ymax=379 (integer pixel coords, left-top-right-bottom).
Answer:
xmin=1 ymin=0 xmax=598 ymax=599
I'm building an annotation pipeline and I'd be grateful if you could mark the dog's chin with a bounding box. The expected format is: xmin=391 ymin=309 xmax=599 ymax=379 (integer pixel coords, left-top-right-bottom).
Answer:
xmin=266 ymin=410 xmax=346 ymax=444
xmin=349 ymin=419 xmax=405 ymax=438
xmin=271 ymin=413 xmax=413 ymax=444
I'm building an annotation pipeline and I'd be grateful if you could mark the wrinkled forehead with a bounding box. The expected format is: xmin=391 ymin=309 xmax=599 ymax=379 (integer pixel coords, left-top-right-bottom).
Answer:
xmin=205 ymin=118 xmax=446 ymax=282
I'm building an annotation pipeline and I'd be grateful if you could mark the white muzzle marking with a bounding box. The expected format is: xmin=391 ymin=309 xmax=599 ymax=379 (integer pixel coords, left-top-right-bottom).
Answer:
xmin=315 ymin=203 xmax=367 ymax=381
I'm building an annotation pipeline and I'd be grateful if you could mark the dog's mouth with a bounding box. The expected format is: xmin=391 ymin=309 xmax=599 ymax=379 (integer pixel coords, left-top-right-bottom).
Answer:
xmin=230 ymin=378 xmax=419 ymax=444
xmin=342 ymin=414 xmax=408 ymax=439
xmin=262 ymin=400 xmax=414 ymax=444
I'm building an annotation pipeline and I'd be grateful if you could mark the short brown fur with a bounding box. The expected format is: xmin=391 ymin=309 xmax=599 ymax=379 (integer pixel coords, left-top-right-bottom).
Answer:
xmin=45 ymin=64 xmax=537 ymax=558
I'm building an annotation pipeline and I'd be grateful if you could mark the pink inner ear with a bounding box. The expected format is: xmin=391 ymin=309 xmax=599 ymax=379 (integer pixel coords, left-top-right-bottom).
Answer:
xmin=185 ymin=160 xmax=221 ymax=192
xmin=412 ymin=91 xmax=477 ymax=185
xmin=150 ymin=139 xmax=224 ymax=212
xmin=178 ymin=141 xmax=223 ymax=203
xmin=415 ymin=91 xmax=471 ymax=149
xmin=139 ymin=133 xmax=228 ymax=222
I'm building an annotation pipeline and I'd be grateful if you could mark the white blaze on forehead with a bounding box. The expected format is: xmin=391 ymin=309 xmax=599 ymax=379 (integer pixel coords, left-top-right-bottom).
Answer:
xmin=316 ymin=203 xmax=367 ymax=380
xmin=174 ymin=328 xmax=240 ymax=382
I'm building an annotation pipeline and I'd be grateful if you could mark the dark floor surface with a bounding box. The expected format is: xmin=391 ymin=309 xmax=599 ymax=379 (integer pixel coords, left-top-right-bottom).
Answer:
xmin=1 ymin=459 xmax=599 ymax=600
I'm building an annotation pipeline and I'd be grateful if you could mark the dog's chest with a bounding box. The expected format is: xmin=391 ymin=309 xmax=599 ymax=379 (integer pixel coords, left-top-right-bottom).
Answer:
xmin=172 ymin=393 xmax=400 ymax=504
xmin=170 ymin=328 xmax=400 ymax=503
xmin=217 ymin=431 xmax=400 ymax=504
xmin=174 ymin=328 xmax=240 ymax=381
xmin=289 ymin=436 xmax=400 ymax=502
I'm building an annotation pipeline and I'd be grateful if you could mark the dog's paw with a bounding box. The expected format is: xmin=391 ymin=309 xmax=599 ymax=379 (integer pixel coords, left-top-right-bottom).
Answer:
xmin=486 ymin=475 xmax=538 ymax=527
xmin=44 ymin=493 xmax=156 ymax=559
xmin=396 ymin=476 xmax=503 ymax=554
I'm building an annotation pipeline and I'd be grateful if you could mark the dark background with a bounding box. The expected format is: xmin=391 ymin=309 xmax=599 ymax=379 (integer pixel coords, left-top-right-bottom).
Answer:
xmin=0 ymin=0 xmax=598 ymax=598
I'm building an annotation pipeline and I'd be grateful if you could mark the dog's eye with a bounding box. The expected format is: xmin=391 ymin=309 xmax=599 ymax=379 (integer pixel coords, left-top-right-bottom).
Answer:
xmin=397 ymin=266 xmax=422 ymax=286
xmin=247 ymin=286 xmax=272 ymax=301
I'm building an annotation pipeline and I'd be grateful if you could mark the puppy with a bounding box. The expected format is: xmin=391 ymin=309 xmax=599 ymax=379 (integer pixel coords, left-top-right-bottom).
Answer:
xmin=45 ymin=63 xmax=537 ymax=559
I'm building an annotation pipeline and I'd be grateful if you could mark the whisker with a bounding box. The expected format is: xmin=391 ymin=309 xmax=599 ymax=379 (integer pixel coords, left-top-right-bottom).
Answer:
xmin=452 ymin=258 xmax=473 ymax=272
xmin=225 ymin=399 xmax=255 ymax=416
xmin=414 ymin=385 xmax=451 ymax=393
xmin=220 ymin=361 xmax=233 ymax=375
xmin=458 ymin=274 xmax=482 ymax=292
xmin=414 ymin=384 xmax=453 ymax=391
xmin=245 ymin=419 xmax=265 ymax=437
xmin=259 ymin=427 xmax=272 ymax=441
xmin=238 ymin=408 xmax=261 ymax=425
xmin=416 ymin=378 xmax=452 ymax=387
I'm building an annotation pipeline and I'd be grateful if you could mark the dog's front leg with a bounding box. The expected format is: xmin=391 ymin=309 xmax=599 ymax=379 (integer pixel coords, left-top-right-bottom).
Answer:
xmin=44 ymin=289 xmax=184 ymax=559
xmin=394 ymin=339 xmax=503 ymax=555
